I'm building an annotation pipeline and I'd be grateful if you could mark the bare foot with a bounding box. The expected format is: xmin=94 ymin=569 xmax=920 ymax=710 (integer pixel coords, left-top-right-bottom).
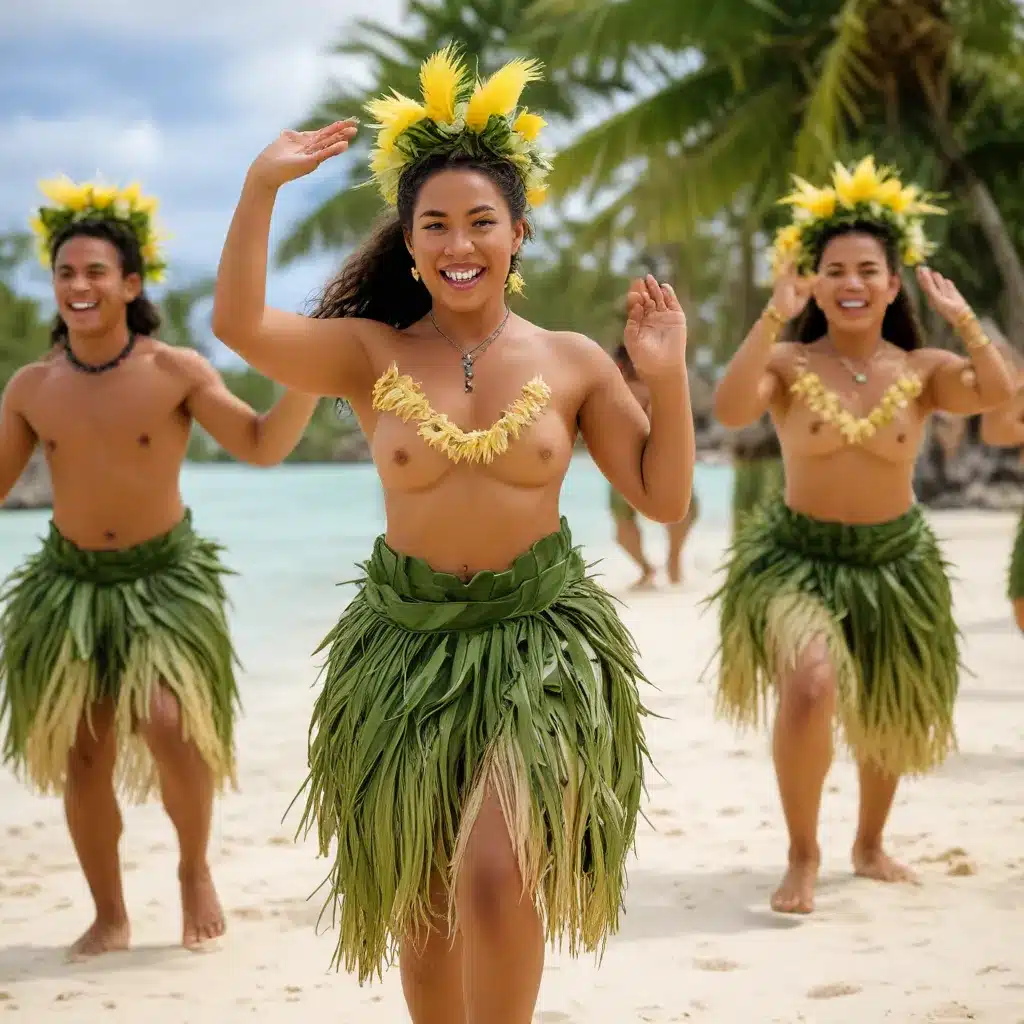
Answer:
xmin=852 ymin=843 xmax=918 ymax=884
xmin=180 ymin=862 xmax=226 ymax=950
xmin=771 ymin=857 xmax=819 ymax=914
xmin=630 ymin=567 xmax=657 ymax=591
xmin=66 ymin=917 xmax=130 ymax=961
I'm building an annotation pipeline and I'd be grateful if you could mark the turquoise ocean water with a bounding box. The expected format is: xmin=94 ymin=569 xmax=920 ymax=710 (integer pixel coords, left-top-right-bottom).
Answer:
xmin=0 ymin=457 xmax=733 ymax=687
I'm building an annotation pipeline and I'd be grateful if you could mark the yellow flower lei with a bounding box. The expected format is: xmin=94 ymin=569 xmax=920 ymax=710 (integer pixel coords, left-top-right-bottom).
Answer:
xmin=30 ymin=176 xmax=166 ymax=283
xmin=790 ymin=365 xmax=923 ymax=444
xmin=371 ymin=364 xmax=551 ymax=464
xmin=770 ymin=156 xmax=945 ymax=279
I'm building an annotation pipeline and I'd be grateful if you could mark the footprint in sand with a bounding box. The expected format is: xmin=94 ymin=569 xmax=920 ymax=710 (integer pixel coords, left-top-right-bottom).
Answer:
xmin=537 ymin=1013 xmax=573 ymax=1022
xmin=267 ymin=836 xmax=292 ymax=847
xmin=926 ymin=1001 xmax=978 ymax=1020
xmin=806 ymin=983 xmax=861 ymax=999
xmin=977 ymin=965 xmax=1010 ymax=975
xmin=694 ymin=957 xmax=742 ymax=972
xmin=663 ymin=828 xmax=685 ymax=837
xmin=717 ymin=807 xmax=742 ymax=818
xmin=232 ymin=907 xmax=265 ymax=921
xmin=8 ymin=883 xmax=41 ymax=898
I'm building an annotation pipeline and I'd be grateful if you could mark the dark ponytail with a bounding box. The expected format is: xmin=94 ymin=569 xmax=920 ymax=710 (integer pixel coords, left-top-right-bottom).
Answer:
xmin=310 ymin=153 xmax=532 ymax=326
xmin=49 ymin=218 xmax=161 ymax=345
xmin=788 ymin=221 xmax=926 ymax=353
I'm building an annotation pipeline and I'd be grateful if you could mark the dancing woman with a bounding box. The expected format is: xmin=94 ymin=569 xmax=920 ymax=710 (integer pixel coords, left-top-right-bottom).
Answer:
xmin=211 ymin=49 xmax=694 ymax=1022
xmin=708 ymin=157 xmax=1015 ymax=915
xmin=980 ymin=349 xmax=1024 ymax=632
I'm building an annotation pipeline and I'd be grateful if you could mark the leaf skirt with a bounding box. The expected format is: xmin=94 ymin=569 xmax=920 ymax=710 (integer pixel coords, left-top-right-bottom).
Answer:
xmin=707 ymin=497 xmax=960 ymax=777
xmin=1008 ymin=509 xmax=1024 ymax=601
xmin=293 ymin=517 xmax=651 ymax=982
xmin=0 ymin=510 xmax=240 ymax=801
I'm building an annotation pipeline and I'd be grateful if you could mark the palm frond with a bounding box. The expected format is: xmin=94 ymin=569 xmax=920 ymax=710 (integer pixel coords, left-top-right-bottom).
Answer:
xmin=275 ymin=187 xmax=386 ymax=268
xmin=793 ymin=0 xmax=874 ymax=174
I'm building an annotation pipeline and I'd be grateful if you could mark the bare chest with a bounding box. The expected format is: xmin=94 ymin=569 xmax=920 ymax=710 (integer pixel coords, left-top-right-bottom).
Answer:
xmin=781 ymin=364 xmax=926 ymax=461
xmin=26 ymin=367 xmax=191 ymax=462
xmin=366 ymin=362 xmax=575 ymax=490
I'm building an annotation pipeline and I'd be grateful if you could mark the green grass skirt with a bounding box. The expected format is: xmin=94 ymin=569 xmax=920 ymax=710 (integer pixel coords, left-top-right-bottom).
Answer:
xmin=708 ymin=498 xmax=960 ymax=776
xmin=731 ymin=456 xmax=785 ymax=541
xmin=1009 ymin=510 xmax=1024 ymax=601
xmin=0 ymin=511 xmax=240 ymax=801
xmin=293 ymin=517 xmax=650 ymax=981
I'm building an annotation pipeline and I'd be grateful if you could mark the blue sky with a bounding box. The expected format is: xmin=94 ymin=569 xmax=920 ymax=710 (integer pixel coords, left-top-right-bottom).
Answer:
xmin=0 ymin=0 xmax=403 ymax=359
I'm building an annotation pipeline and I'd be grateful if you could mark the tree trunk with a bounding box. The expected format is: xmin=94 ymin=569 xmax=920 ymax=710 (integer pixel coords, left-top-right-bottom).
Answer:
xmin=929 ymin=115 xmax=1024 ymax=347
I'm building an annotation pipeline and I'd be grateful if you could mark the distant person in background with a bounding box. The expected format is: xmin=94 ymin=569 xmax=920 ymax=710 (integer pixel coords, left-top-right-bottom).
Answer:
xmin=708 ymin=157 xmax=1015 ymax=917
xmin=0 ymin=179 xmax=319 ymax=958
xmin=212 ymin=47 xmax=693 ymax=1023
xmin=980 ymin=338 xmax=1024 ymax=632
xmin=728 ymin=414 xmax=784 ymax=542
xmin=610 ymin=343 xmax=699 ymax=587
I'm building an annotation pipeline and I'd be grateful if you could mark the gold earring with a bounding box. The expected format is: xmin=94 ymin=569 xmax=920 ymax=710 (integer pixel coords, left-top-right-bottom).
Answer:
xmin=411 ymin=266 xmax=420 ymax=281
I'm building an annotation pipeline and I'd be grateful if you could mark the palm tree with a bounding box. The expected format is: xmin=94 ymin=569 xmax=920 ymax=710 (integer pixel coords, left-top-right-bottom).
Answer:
xmin=532 ymin=0 xmax=1024 ymax=340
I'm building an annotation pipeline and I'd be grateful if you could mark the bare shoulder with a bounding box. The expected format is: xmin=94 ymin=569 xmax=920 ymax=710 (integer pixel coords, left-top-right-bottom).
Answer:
xmin=543 ymin=329 xmax=616 ymax=377
xmin=2 ymin=357 xmax=57 ymax=405
xmin=147 ymin=339 xmax=219 ymax=385
xmin=906 ymin=346 xmax=959 ymax=379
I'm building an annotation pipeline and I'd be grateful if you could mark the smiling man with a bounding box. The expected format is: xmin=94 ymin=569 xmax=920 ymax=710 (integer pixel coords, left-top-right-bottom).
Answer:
xmin=0 ymin=178 xmax=319 ymax=958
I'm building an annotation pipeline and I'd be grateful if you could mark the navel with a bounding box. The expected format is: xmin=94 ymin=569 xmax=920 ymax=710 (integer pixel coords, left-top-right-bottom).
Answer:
xmin=103 ymin=530 xmax=116 ymax=542
xmin=138 ymin=433 xmax=151 ymax=447
xmin=459 ymin=564 xmax=471 ymax=583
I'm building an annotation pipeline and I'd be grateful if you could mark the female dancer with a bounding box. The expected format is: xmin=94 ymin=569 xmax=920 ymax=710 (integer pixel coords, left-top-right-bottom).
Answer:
xmin=980 ymin=349 xmax=1024 ymax=632
xmin=709 ymin=156 xmax=1015 ymax=915
xmin=211 ymin=49 xmax=694 ymax=1022
xmin=609 ymin=343 xmax=699 ymax=587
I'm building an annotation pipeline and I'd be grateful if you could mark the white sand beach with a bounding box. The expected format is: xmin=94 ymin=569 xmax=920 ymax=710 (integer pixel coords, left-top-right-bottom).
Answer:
xmin=1 ymin=509 xmax=1022 ymax=1023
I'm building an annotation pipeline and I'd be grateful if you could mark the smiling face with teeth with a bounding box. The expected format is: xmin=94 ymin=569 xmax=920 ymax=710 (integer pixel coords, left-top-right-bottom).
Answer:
xmin=812 ymin=231 xmax=902 ymax=331
xmin=405 ymin=167 xmax=526 ymax=313
xmin=53 ymin=233 xmax=143 ymax=342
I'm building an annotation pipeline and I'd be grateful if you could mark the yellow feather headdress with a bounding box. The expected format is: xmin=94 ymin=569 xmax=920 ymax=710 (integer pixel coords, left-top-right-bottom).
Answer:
xmin=770 ymin=156 xmax=945 ymax=278
xmin=30 ymin=176 xmax=167 ymax=284
xmin=365 ymin=45 xmax=552 ymax=215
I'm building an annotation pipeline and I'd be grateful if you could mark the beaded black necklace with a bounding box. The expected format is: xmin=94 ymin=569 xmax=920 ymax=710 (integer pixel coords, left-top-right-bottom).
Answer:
xmin=63 ymin=333 xmax=137 ymax=374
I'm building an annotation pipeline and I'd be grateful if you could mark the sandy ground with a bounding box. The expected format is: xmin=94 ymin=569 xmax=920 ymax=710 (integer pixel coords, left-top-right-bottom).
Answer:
xmin=0 ymin=510 xmax=1022 ymax=1023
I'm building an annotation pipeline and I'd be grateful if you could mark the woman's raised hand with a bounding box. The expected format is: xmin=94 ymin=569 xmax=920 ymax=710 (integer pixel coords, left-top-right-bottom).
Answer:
xmin=249 ymin=120 xmax=359 ymax=189
xmin=769 ymin=262 xmax=817 ymax=322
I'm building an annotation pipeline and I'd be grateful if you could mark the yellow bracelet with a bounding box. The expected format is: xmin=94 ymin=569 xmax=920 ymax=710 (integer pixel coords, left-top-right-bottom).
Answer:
xmin=955 ymin=309 xmax=991 ymax=350
xmin=761 ymin=303 xmax=786 ymax=341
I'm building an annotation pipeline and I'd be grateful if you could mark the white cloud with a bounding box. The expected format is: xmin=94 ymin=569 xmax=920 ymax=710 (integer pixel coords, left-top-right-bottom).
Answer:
xmin=0 ymin=0 xmax=403 ymax=46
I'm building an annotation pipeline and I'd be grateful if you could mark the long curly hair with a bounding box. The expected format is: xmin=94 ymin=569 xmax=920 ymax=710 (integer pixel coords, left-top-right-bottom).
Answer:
xmin=789 ymin=220 xmax=925 ymax=353
xmin=310 ymin=153 xmax=532 ymax=327
xmin=48 ymin=218 xmax=161 ymax=345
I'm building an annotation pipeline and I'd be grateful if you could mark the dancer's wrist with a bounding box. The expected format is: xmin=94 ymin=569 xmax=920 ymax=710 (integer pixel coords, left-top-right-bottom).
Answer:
xmin=954 ymin=308 xmax=991 ymax=352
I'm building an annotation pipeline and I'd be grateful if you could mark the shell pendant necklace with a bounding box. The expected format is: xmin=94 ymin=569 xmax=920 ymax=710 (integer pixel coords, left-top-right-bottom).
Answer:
xmin=828 ymin=336 xmax=877 ymax=385
xmin=430 ymin=307 xmax=511 ymax=393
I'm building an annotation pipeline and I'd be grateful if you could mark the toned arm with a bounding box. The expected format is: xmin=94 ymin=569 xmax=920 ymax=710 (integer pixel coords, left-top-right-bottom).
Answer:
xmin=579 ymin=339 xmax=693 ymax=523
xmin=0 ymin=367 xmax=41 ymax=502
xmin=210 ymin=173 xmax=375 ymax=398
xmin=169 ymin=347 xmax=320 ymax=466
